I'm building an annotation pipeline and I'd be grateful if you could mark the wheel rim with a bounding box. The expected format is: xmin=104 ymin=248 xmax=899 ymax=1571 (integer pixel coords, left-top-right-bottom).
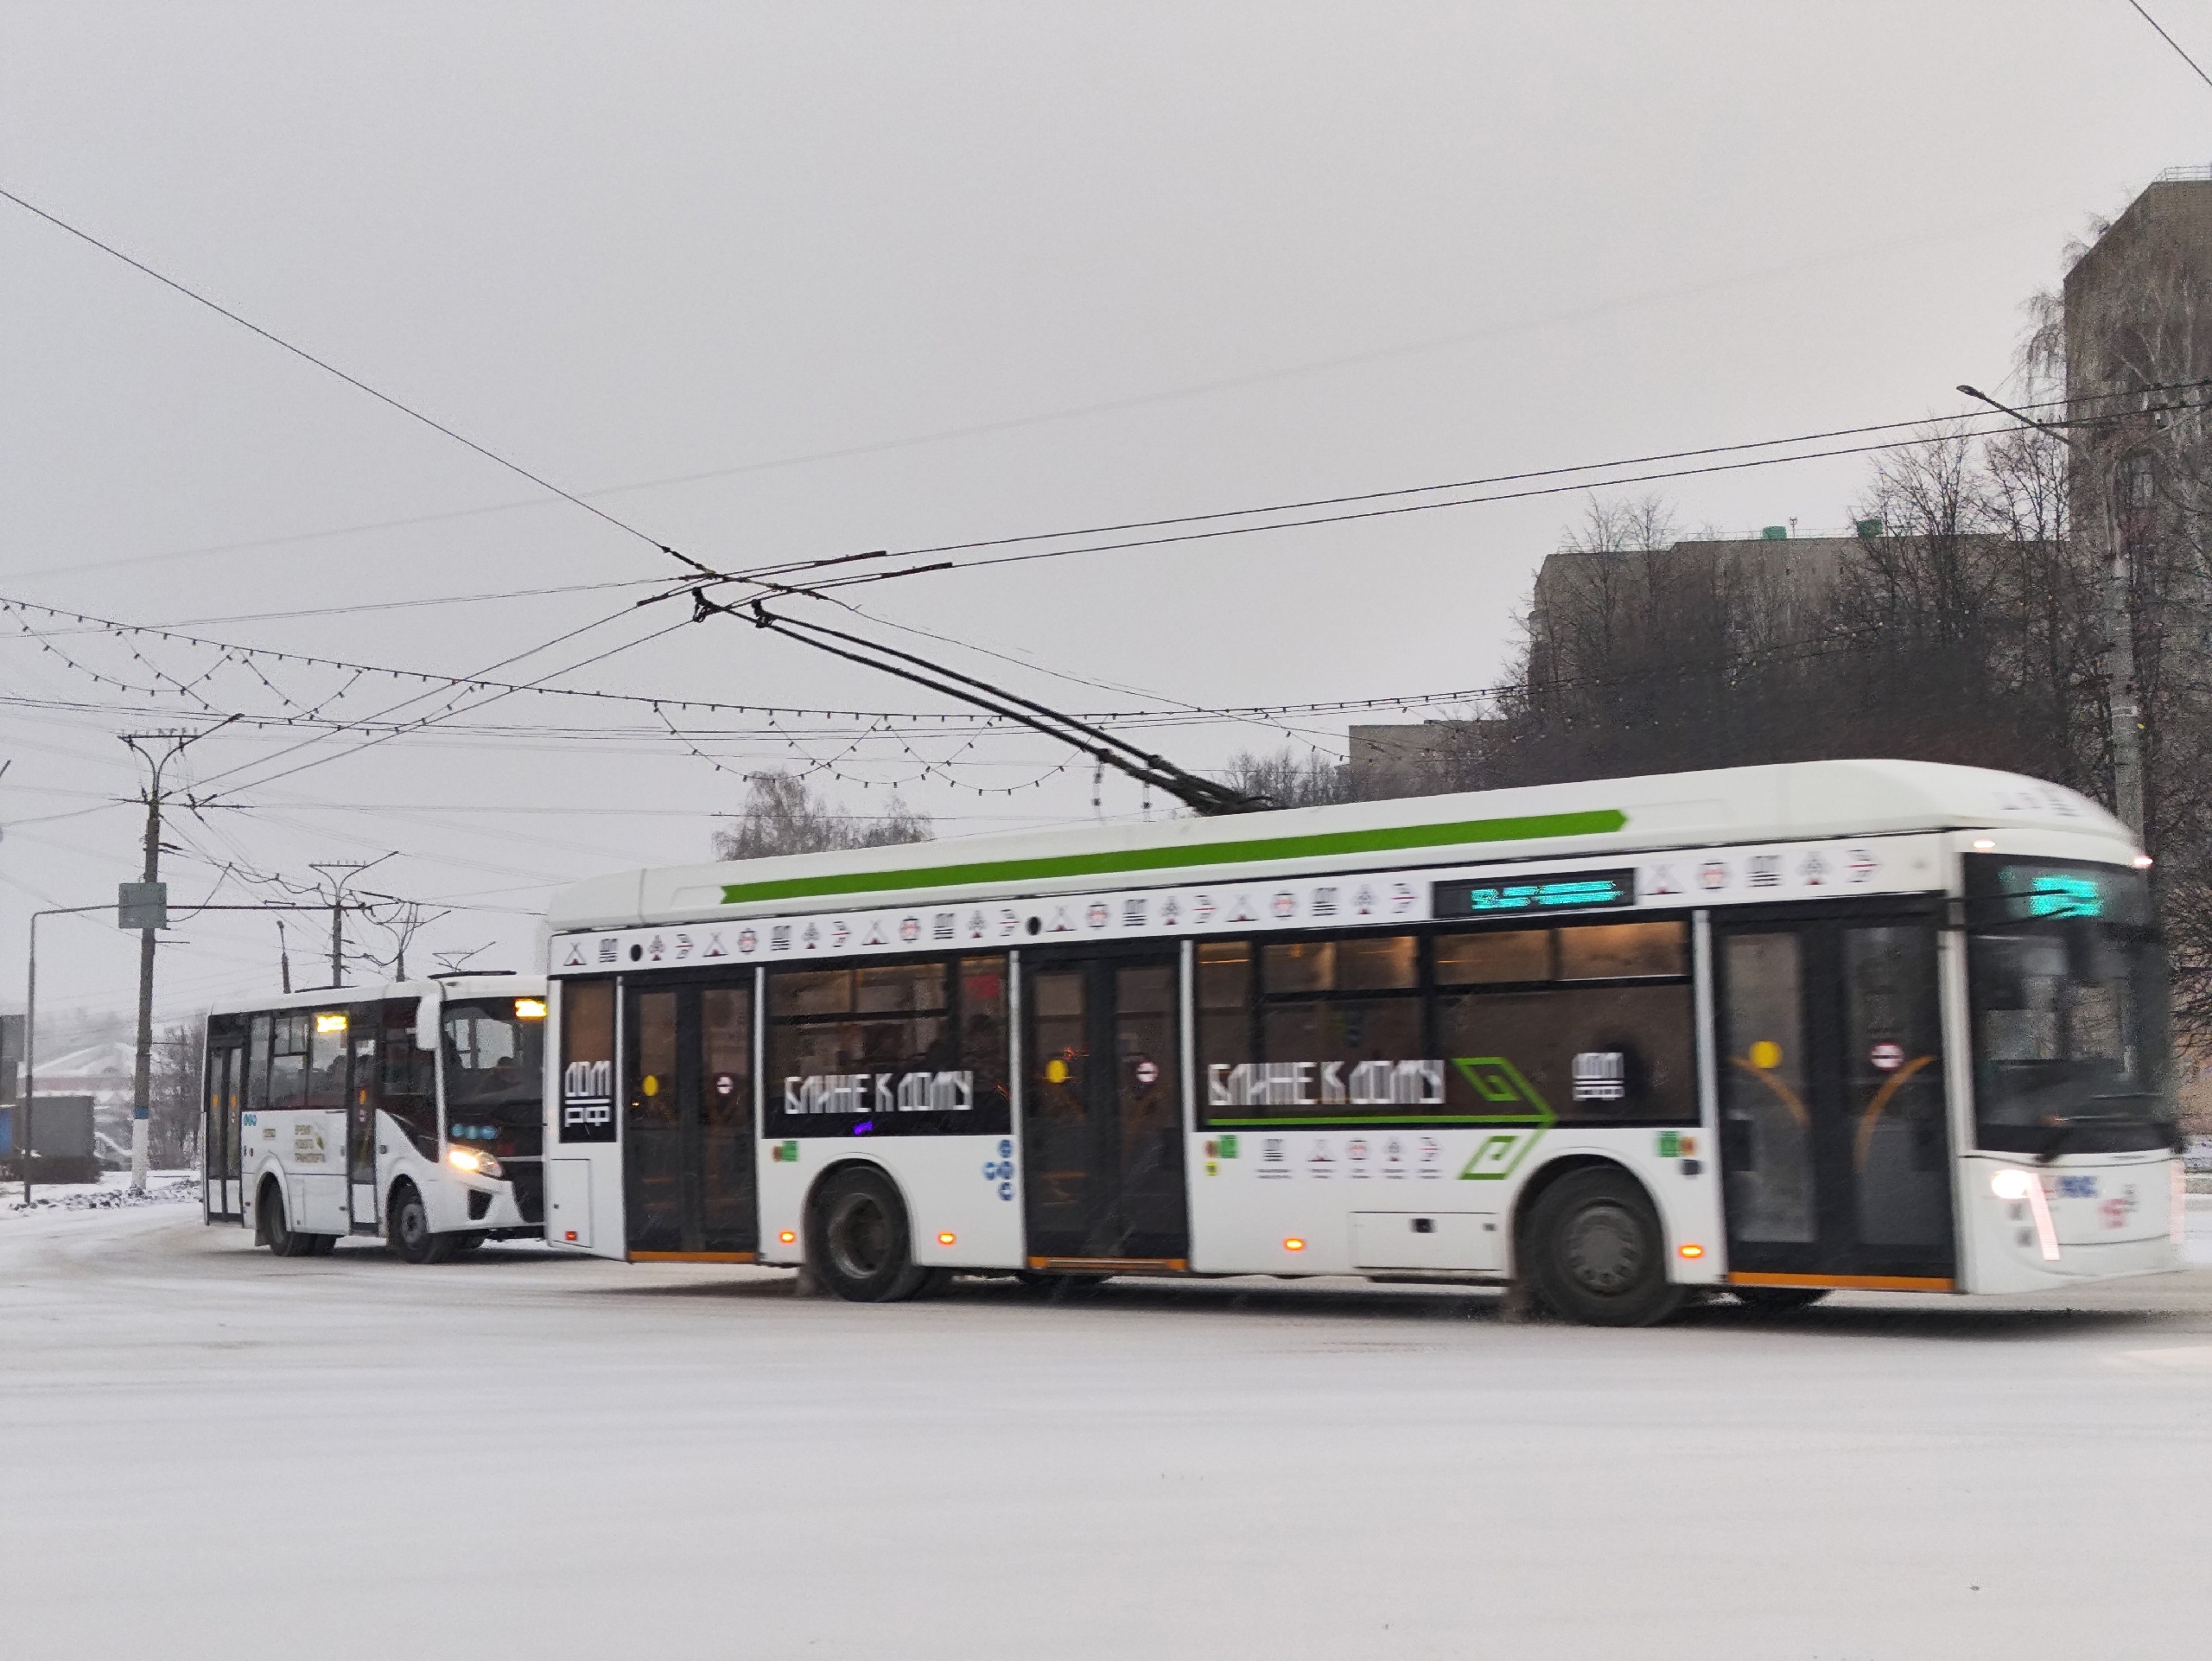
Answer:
xmin=397 ymin=1200 xmax=427 ymax=1250
xmin=1561 ymin=1200 xmax=1647 ymax=1296
xmin=826 ymin=1193 xmax=892 ymax=1280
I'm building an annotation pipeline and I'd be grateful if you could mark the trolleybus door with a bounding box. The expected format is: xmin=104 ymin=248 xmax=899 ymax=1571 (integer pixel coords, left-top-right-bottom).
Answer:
xmin=1713 ymin=905 xmax=1955 ymax=1285
xmin=621 ymin=978 xmax=758 ymax=1256
xmin=1021 ymin=948 xmax=1189 ymax=1265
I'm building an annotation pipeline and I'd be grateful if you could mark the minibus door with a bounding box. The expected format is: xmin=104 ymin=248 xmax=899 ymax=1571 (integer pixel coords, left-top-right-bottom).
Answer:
xmin=1021 ymin=949 xmax=1189 ymax=1267
xmin=204 ymin=1033 xmax=245 ymax=1220
xmin=622 ymin=978 xmax=758 ymax=1257
xmin=347 ymin=1022 xmax=378 ymax=1230
xmin=1713 ymin=906 xmax=1955 ymax=1286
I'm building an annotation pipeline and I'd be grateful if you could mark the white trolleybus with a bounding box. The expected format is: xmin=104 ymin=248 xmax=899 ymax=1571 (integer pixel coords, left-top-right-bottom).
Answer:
xmin=536 ymin=760 xmax=2183 ymax=1324
xmin=203 ymin=975 xmax=549 ymax=1263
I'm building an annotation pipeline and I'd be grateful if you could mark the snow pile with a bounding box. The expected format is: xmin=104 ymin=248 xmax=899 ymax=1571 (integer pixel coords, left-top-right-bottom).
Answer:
xmin=2188 ymin=1136 xmax=2212 ymax=1174
xmin=6 ymin=1177 xmax=201 ymax=1215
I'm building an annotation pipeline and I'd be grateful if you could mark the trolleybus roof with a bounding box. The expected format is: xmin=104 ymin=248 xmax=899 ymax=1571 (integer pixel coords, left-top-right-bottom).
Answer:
xmin=550 ymin=758 xmax=2128 ymax=932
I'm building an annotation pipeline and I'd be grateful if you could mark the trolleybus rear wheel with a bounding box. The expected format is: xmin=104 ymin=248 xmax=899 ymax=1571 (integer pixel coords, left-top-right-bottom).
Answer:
xmin=1524 ymin=1167 xmax=1684 ymax=1327
xmin=808 ymin=1167 xmax=934 ymax=1302
xmin=388 ymin=1181 xmax=458 ymax=1265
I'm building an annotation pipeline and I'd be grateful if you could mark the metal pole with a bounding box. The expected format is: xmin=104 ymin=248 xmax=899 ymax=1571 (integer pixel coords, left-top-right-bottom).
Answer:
xmin=2102 ymin=473 xmax=2146 ymax=836
xmin=129 ymin=775 xmax=162 ymax=1191
xmin=22 ymin=910 xmax=35 ymax=1206
xmin=308 ymin=862 xmax=377 ymax=990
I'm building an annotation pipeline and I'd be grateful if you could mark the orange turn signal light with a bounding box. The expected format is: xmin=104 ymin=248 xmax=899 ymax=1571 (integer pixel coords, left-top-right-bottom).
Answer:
xmin=938 ymin=1231 xmax=957 ymax=1246
xmin=1678 ymin=1243 xmax=1705 ymax=1259
xmin=778 ymin=1230 xmax=797 ymax=1245
xmin=1283 ymin=1237 xmax=1306 ymax=1252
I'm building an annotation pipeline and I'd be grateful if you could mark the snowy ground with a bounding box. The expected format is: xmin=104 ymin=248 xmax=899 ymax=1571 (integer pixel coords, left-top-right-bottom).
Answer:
xmin=4 ymin=1194 xmax=2211 ymax=1659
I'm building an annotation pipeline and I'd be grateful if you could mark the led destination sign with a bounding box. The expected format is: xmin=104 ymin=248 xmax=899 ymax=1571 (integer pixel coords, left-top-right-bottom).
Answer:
xmin=1433 ymin=868 xmax=1637 ymax=917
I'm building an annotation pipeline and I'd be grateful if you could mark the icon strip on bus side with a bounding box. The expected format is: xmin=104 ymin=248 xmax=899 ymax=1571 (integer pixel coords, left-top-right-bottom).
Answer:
xmin=549 ymin=834 xmax=1942 ymax=976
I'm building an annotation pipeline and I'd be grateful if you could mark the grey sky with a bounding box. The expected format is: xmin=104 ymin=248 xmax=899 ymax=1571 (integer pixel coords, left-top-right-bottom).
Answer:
xmin=3 ymin=2 xmax=2207 ymax=1019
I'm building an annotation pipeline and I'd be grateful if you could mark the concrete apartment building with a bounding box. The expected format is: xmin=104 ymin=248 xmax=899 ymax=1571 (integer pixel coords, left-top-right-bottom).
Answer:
xmin=2061 ymin=168 xmax=2212 ymax=542
xmin=1345 ymin=172 xmax=2211 ymax=799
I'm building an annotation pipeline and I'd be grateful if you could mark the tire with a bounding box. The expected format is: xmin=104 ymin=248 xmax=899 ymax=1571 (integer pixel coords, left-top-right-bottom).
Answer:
xmin=1523 ymin=1167 xmax=1685 ymax=1327
xmin=260 ymin=1181 xmax=319 ymax=1258
xmin=307 ymin=1233 xmax=339 ymax=1257
xmin=1731 ymin=1286 xmax=1830 ymax=1314
xmin=449 ymin=1231 xmax=486 ymax=1253
xmin=807 ymin=1167 xmax=933 ymax=1302
xmin=388 ymin=1182 xmax=458 ymax=1265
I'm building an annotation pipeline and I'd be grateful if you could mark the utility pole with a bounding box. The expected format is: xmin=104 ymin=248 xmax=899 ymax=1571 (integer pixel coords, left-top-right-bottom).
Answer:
xmin=308 ymin=859 xmax=383 ymax=989
xmin=119 ymin=730 xmax=207 ymax=1193
xmin=1958 ymin=385 xmax=2147 ymax=837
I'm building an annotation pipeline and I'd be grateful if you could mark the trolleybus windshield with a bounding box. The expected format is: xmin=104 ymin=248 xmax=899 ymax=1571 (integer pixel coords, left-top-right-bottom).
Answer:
xmin=1963 ymin=856 xmax=2176 ymax=1155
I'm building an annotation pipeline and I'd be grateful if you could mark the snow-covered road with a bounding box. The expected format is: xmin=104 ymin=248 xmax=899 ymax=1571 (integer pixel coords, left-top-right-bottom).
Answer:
xmin=5 ymin=1197 xmax=2210 ymax=1659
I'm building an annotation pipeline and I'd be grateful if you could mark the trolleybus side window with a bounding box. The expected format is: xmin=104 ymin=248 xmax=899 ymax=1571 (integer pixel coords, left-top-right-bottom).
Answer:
xmin=1437 ymin=920 xmax=1694 ymax=1127
xmin=763 ymin=954 xmax=1009 ymax=1137
xmin=1198 ymin=920 xmax=1694 ymax=1126
xmin=1198 ymin=932 xmax=1431 ymax=1124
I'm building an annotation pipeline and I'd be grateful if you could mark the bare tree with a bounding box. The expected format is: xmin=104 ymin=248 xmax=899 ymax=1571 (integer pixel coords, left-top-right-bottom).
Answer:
xmin=1221 ymin=748 xmax=1353 ymax=808
xmin=712 ymin=770 xmax=933 ymax=861
xmin=149 ymin=1020 xmax=202 ymax=1169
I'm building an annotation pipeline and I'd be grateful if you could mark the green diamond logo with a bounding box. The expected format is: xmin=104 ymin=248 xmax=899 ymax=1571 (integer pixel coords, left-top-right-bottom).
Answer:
xmin=1450 ymin=1057 xmax=1554 ymax=1181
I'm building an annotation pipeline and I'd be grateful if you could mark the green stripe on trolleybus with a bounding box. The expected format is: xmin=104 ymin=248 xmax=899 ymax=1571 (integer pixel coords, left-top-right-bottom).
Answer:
xmin=716 ymin=808 xmax=1630 ymax=905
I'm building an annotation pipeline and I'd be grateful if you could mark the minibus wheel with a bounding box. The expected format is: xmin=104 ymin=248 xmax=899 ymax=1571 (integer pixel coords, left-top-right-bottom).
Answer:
xmin=808 ymin=1167 xmax=932 ymax=1302
xmin=1524 ymin=1167 xmax=1684 ymax=1327
xmin=388 ymin=1181 xmax=458 ymax=1265
xmin=259 ymin=1180 xmax=319 ymax=1258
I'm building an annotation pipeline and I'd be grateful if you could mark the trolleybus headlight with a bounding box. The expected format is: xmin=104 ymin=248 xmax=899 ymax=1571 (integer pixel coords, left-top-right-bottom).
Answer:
xmin=447 ymin=1145 xmax=505 ymax=1180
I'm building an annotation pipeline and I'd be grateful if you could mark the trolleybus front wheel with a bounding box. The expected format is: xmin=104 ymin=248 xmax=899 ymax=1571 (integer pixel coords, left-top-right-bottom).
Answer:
xmin=808 ymin=1167 xmax=936 ymax=1302
xmin=387 ymin=1181 xmax=459 ymax=1265
xmin=1524 ymin=1167 xmax=1684 ymax=1327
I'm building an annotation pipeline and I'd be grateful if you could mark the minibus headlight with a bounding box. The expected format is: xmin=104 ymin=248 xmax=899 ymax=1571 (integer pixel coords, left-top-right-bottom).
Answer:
xmin=1990 ymin=1168 xmax=2036 ymax=1200
xmin=447 ymin=1145 xmax=505 ymax=1180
